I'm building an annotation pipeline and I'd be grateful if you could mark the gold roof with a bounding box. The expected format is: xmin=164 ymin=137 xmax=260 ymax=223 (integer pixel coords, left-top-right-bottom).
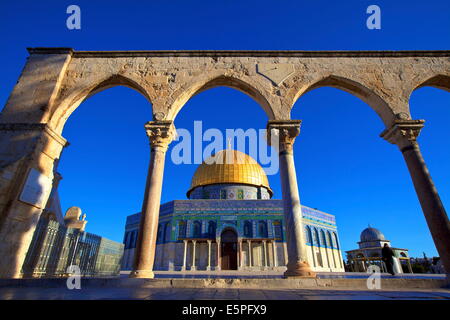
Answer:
xmin=188 ymin=149 xmax=272 ymax=196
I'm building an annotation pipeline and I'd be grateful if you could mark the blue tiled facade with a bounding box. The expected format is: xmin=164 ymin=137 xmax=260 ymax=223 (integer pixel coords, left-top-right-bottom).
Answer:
xmin=123 ymin=200 xmax=341 ymax=249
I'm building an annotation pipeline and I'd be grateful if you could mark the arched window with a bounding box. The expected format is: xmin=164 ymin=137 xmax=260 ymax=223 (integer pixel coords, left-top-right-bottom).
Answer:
xmin=132 ymin=230 xmax=138 ymax=248
xmin=164 ymin=222 xmax=172 ymax=242
xmin=313 ymin=228 xmax=320 ymax=246
xmin=258 ymin=221 xmax=268 ymax=238
xmin=208 ymin=221 xmax=216 ymax=238
xmin=333 ymin=232 xmax=340 ymax=249
xmin=305 ymin=226 xmax=312 ymax=244
xmin=320 ymin=230 xmax=327 ymax=248
xmin=327 ymin=231 xmax=333 ymax=248
xmin=123 ymin=232 xmax=130 ymax=248
xmin=273 ymin=220 xmax=283 ymax=240
xmin=193 ymin=221 xmax=202 ymax=238
xmin=157 ymin=224 xmax=163 ymax=243
xmin=178 ymin=220 xmax=186 ymax=238
xmin=244 ymin=221 xmax=253 ymax=238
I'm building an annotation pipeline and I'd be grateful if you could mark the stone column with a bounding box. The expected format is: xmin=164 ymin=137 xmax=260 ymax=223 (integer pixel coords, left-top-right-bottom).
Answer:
xmin=207 ymin=240 xmax=212 ymax=271
xmin=263 ymin=240 xmax=268 ymax=269
xmin=272 ymin=240 xmax=278 ymax=267
xmin=267 ymin=120 xmax=316 ymax=278
xmin=381 ymin=119 xmax=450 ymax=279
xmin=283 ymin=242 xmax=288 ymax=265
xmin=216 ymin=240 xmax=221 ymax=271
xmin=239 ymin=240 xmax=243 ymax=269
xmin=130 ymin=121 xmax=175 ymax=278
xmin=247 ymin=240 xmax=252 ymax=267
xmin=181 ymin=240 xmax=188 ymax=271
xmin=191 ymin=240 xmax=197 ymax=271
xmin=0 ymin=124 xmax=68 ymax=278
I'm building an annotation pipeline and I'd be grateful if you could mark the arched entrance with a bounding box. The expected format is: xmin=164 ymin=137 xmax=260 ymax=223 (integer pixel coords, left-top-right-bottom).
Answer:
xmin=220 ymin=229 xmax=238 ymax=270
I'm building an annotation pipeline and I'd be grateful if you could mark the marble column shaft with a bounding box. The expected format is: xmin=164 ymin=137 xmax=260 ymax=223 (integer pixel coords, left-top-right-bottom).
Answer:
xmin=130 ymin=121 xmax=174 ymax=279
xmin=381 ymin=120 xmax=450 ymax=278
xmin=267 ymin=120 xmax=315 ymax=277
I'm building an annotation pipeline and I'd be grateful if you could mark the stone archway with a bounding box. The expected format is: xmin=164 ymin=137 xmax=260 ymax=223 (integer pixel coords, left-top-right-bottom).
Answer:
xmin=220 ymin=229 xmax=238 ymax=270
xmin=0 ymin=48 xmax=449 ymax=279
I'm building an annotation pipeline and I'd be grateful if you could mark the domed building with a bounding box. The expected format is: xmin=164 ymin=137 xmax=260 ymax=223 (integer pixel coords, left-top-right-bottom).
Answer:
xmin=346 ymin=226 xmax=412 ymax=274
xmin=122 ymin=149 xmax=344 ymax=272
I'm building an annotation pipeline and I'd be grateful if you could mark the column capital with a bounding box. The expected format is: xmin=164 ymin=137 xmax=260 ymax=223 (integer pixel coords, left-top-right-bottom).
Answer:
xmin=266 ymin=120 xmax=302 ymax=153
xmin=380 ymin=119 xmax=425 ymax=151
xmin=144 ymin=120 xmax=175 ymax=151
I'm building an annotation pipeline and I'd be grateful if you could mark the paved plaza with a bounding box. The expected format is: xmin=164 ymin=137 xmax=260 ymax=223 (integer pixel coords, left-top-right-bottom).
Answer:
xmin=0 ymin=286 xmax=449 ymax=300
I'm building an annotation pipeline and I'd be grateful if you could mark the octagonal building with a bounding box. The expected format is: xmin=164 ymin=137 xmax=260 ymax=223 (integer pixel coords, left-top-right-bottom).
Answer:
xmin=122 ymin=149 xmax=344 ymax=272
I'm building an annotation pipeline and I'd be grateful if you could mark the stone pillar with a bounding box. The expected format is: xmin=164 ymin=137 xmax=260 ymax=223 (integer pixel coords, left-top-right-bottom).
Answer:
xmin=381 ymin=119 xmax=450 ymax=279
xmin=247 ymin=240 xmax=252 ymax=267
xmin=239 ymin=240 xmax=243 ymax=269
xmin=0 ymin=124 xmax=68 ymax=278
xmin=191 ymin=240 xmax=197 ymax=271
xmin=130 ymin=121 xmax=175 ymax=279
xmin=216 ymin=240 xmax=221 ymax=271
xmin=181 ymin=240 xmax=188 ymax=271
xmin=283 ymin=242 xmax=288 ymax=266
xmin=207 ymin=240 xmax=212 ymax=271
xmin=272 ymin=240 xmax=278 ymax=267
xmin=267 ymin=120 xmax=316 ymax=278
xmin=263 ymin=240 xmax=268 ymax=269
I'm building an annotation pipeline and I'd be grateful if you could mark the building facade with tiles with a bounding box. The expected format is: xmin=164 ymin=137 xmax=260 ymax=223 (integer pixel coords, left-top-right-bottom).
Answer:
xmin=122 ymin=149 xmax=344 ymax=272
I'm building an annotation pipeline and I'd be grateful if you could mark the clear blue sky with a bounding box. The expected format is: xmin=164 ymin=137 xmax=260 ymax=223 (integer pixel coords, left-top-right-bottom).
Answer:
xmin=0 ymin=1 xmax=449 ymax=258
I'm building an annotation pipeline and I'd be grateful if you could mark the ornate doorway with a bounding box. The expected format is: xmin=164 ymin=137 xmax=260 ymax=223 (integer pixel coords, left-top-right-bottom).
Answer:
xmin=220 ymin=229 xmax=238 ymax=270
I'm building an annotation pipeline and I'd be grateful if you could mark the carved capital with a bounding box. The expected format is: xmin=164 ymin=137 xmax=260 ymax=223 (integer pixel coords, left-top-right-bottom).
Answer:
xmin=380 ymin=119 xmax=425 ymax=151
xmin=266 ymin=120 xmax=301 ymax=153
xmin=144 ymin=120 xmax=175 ymax=151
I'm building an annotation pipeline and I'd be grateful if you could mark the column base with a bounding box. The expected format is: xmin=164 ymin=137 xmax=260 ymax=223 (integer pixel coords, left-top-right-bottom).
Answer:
xmin=181 ymin=266 xmax=186 ymax=271
xmin=206 ymin=266 xmax=211 ymax=271
xmin=284 ymin=261 xmax=316 ymax=278
xmin=190 ymin=266 xmax=197 ymax=271
xmin=129 ymin=269 xmax=155 ymax=279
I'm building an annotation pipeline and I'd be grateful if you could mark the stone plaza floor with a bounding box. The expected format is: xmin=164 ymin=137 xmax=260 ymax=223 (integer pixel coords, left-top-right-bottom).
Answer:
xmin=0 ymin=287 xmax=449 ymax=300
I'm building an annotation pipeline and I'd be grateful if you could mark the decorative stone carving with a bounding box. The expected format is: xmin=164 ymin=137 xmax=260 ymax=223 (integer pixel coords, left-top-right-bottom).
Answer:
xmin=266 ymin=120 xmax=302 ymax=153
xmin=64 ymin=206 xmax=87 ymax=231
xmin=153 ymin=112 xmax=166 ymax=121
xmin=145 ymin=120 xmax=175 ymax=150
xmin=380 ymin=119 xmax=425 ymax=150
xmin=256 ymin=63 xmax=295 ymax=86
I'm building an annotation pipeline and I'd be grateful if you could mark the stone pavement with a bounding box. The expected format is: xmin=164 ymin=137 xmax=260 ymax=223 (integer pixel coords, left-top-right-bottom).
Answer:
xmin=0 ymin=287 xmax=449 ymax=300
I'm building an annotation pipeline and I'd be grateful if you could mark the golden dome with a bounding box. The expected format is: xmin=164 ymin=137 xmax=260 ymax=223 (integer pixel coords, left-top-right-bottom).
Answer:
xmin=187 ymin=149 xmax=272 ymax=196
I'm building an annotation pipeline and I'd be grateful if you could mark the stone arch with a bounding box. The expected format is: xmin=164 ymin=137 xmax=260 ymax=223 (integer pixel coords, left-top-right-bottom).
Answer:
xmin=49 ymin=74 xmax=153 ymax=134
xmin=167 ymin=74 xmax=276 ymax=121
xmin=289 ymin=75 xmax=395 ymax=126
xmin=412 ymin=74 xmax=450 ymax=93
